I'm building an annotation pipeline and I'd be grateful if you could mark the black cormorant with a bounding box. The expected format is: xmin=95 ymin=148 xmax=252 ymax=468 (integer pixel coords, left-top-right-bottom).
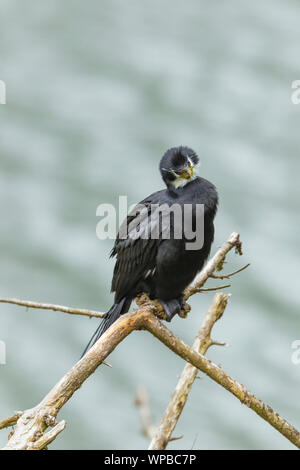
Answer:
xmin=82 ymin=146 xmax=218 ymax=355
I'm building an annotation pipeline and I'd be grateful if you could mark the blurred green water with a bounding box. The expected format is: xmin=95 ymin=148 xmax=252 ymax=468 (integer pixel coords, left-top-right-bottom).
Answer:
xmin=0 ymin=0 xmax=300 ymax=450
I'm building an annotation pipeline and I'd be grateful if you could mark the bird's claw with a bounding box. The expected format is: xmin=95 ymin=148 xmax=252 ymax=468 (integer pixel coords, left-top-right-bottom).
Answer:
xmin=159 ymin=297 xmax=185 ymax=322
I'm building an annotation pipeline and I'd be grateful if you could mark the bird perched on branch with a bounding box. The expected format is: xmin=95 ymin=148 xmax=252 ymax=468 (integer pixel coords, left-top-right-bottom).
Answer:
xmin=82 ymin=146 xmax=218 ymax=356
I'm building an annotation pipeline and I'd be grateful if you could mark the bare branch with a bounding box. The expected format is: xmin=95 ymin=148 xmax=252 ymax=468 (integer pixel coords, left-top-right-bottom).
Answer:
xmin=2 ymin=232 xmax=299 ymax=450
xmin=149 ymin=293 xmax=230 ymax=450
xmin=0 ymin=298 xmax=105 ymax=319
xmin=196 ymin=284 xmax=231 ymax=293
xmin=135 ymin=387 xmax=156 ymax=440
xmin=210 ymin=263 xmax=250 ymax=280
xmin=2 ymin=305 xmax=300 ymax=449
xmin=1 ymin=308 xmax=150 ymax=450
xmin=184 ymin=232 xmax=241 ymax=299
xmin=0 ymin=412 xmax=23 ymax=430
xmin=144 ymin=313 xmax=300 ymax=449
xmin=27 ymin=420 xmax=66 ymax=450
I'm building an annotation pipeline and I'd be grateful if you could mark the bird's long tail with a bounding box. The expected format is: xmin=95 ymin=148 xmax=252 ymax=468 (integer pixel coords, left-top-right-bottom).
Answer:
xmin=81 ymin=297 xmax=131 ymax=357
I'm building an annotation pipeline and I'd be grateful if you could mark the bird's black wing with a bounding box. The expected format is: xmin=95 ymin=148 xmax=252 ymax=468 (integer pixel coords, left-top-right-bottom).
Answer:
xmin=110 ymin=190 xmax=165 ymax=302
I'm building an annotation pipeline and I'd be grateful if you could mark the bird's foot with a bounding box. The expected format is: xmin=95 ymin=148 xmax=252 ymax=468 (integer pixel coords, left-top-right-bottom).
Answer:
xmin=158 ymin=298 xmax=184 ymax=322
xmin=177 ymin=295 xmax=186 ymax=310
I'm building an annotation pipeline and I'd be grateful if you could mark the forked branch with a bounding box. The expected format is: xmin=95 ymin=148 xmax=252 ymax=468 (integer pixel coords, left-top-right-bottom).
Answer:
xmin=149 ymin=292 xmax=230 ymax=450
xmin=1 ymin=232 xmax=298 ymax=450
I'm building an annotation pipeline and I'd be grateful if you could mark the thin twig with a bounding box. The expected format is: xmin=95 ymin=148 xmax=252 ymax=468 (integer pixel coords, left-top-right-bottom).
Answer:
xmin=197 ymin=284 xmax=231 ymax=293
xmin=0 ymin=298 xmax=105 ymax=319
xmin=184 ymin=232 xmax=241 ymax=299
xmin=210 ymin=263 xmax=250 ymax=280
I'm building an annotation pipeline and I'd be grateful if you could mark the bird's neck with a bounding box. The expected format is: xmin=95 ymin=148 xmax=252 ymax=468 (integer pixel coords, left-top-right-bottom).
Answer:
xmin=167 ymin=177 xmax=200 ymax=197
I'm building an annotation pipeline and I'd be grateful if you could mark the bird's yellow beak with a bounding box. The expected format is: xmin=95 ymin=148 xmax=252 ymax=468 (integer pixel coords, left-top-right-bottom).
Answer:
xmin=180 ymin=166 xmax=194 ymax=179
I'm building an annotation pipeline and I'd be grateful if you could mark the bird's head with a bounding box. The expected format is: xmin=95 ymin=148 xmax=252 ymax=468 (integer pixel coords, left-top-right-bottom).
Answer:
xmin=159 ymin=146 xmax=200 ymax=190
